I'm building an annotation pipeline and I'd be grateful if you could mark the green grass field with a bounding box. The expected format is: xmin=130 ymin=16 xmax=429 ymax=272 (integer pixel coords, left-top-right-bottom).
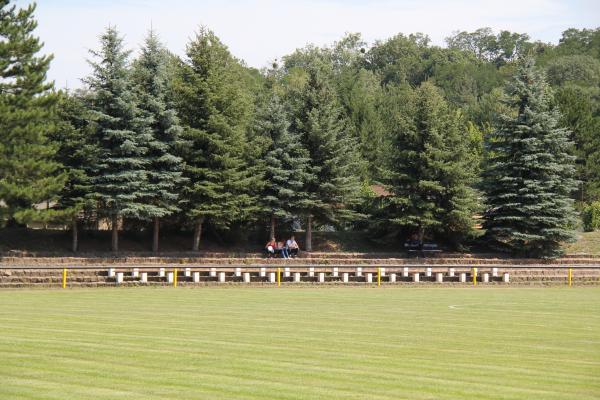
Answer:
xmin=1 ymin=287 xmax=599 ymax=399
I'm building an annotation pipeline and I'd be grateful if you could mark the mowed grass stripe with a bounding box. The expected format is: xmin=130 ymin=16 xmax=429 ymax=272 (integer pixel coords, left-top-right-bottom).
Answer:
xmin=0 ymin=287 xmax=598 ymax=399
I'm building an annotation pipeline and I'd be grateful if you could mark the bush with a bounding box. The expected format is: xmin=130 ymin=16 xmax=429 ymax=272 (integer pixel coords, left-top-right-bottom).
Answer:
xmin=582 ymin=202 xmax=600 ymax=232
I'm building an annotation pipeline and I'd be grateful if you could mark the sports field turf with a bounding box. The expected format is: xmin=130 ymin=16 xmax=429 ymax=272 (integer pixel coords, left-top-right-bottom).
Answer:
xmin=0 ymin=287 xmax=599 ymax=399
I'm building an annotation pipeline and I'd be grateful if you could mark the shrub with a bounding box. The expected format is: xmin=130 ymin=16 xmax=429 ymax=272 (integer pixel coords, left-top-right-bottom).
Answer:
xmin=582 ymin=202 xmax=600 ymax=232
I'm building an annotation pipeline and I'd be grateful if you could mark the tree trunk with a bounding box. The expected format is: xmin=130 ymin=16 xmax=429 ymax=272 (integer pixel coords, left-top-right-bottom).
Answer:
xmin=71 ymin=216 xmax=78 ymax=253
xmin=111 ymin=215 xmax=119 ymax=253
xmin=305 ymin=215 xmax=313 ymax=252
xmin=192 ymin=217 xmax=204 ymax=251
xmin=152 ymin=217 xmax=160 ymax=253
xmin=270 ymin=214 xmax=276 ymax=240
xmin=418 ymin=226 xmax=425 ymax=245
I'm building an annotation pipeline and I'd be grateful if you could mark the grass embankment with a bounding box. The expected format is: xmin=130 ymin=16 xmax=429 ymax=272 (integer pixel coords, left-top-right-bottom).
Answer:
xmin=0 ymin=287 xmax=599 ymax=399
xmin=565 ymin=231 xmax=600 ymax=255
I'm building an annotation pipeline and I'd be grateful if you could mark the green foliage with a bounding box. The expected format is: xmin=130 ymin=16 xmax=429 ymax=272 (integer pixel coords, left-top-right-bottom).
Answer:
xmin=336 ymin=68 xmax=386 ymax=179
xmin=483 ymin=58 xmax=578 ymax=257
xmin=6 ymin=13 xmax=600 ymax=254
xmin=553 ymin=86 xmax=600 ymax=201
xmin=175 ymin=27 xmax=258 ymax=229
xmin=0 ymin=1 xmax=66 ymax=225
xmin=83 ymin=26 xmax=154 ymax=221
xmin=255 ymin=94 xmax=313 ymax=225
xmin=380 ymin=81 xmax=480 ymax=243
xmin=446 ymin=28 xmax=533 ymax=66
xmin=555 ymin=28 xmax=600 ymax=58
xmin=50 ymin=92 xmax=95 ymax=220
xmin=132 ymin=30 xmax=186 ymax=219
xmin=288 ymin=59 xmax=364 ymax=224
xmin=546 ymin=55 xmax=600 ymax=87
xmin=582 ymin=202 xmax=600 ymax=232
xmin=366 ymin=33 xmax=434 ymax=86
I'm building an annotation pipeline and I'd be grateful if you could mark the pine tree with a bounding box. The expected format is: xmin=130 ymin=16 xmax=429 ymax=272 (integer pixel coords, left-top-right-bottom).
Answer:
xmin=255 ymin=94 xmax=312 ymax=239
xmin=84 ymin=26 xmax=153 ymax=252
xmin=0 ymin=1 xmax=66 ymax=226
xmin=381 ymin=81 xmax=479 ymax=245
xmin=50 ymin=92 xmax=96 ymax=251
xmin=483 ymin=58 xmax=577 ymax=257
xmin=290 ymin=63 xmax=363 ymax=250
xmin=174 ymin=28 xmax=257 ymax=251
xmin=336 ymin=68 xmax=386 ymax=180
xmin=132 ymin=30 xmax=185 ymax=252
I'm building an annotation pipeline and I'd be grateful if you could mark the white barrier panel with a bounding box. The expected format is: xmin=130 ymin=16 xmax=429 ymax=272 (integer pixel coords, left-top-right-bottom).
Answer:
xmin=116 ymin=272 xmax=123 ymax=284
xmin=413 ymin=273 xmax=420 ymax=282
xmin=269 ymin=272 xmax=276 ymax=283
xmin=356 ymin=267 xmax=363 ymax=277
xmin=132 ymin=268 xmax=139 ymax=278
xmin=366 ymin=273 xmax=373 ymax=283
xmin=402 ymin=267 xmax=409 ymax=278
xmin=436 ymin=272 xmax=443 ymax=283
xmin=193 ymin=272 xmax=200 ymax=283
xmin=141 ymin=272 xmax=148 ymax=283
xmin=332 ymin=267 xmax=339 ymax=277
xmin=159 ymin=267 xmax=165 ymax=277
xmin=108 ymin=268 xmax=116 ymax=278
xmin=318 ymin=272 xmax=325 ymax=283
xmin=243 ymin=272 xmax=251 ymax=283
xmin=342 ymin=272 xmax=349 ymax=283
xmin=309 ymin=267 xmax=315 ymax=277
xmin=380 ymin=267 xmax=386 ymax=277
xmin=503 ymin=272 xmax=510 ymax=283
xmin=293 ymin=272 xmax=301 ymax=283
xmin=284 ymin=267 xmax=290 ymax=278
xmin=218 ymin=272 xmax=226 ymax=283
xmin=426 ymin=268 xmax=432 ymax=277
xmin=492 ymin=268 xmax=498 ymax=277
xmin=210 ymin=267 xmax=217 ymax=278
xmin=448 ymin=268 xmax=455 ymax=277
xmin=459 ymin=272 xmax=466 ymax=283
xmin=185 ymin=267 xmax=191 ymax=277
xmin=483 ymin=273 xmax=490 ymax=283
xmin=390 ymin=273 xmax=397 ymax=283
xmin=167 ymin=272 xmax=174 ymax=284
xmin=235 ymin=267 xmax=241 ymax=277
xmin=260 ymin=267 xmax=267 ymax=277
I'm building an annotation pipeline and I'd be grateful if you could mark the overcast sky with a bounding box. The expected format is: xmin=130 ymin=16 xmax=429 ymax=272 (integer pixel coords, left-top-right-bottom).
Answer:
xmin=16 ymin=0 xmax=600 ymax=89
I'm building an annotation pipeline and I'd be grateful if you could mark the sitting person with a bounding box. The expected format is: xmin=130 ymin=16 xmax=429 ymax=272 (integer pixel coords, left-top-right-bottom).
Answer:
xmin=264 ymin=238 xmax=276 ymax=258
xmin=277 ymin=240 xmax=289 ymax=259
xmin=286 ymin=235 xmax=299 ymax=257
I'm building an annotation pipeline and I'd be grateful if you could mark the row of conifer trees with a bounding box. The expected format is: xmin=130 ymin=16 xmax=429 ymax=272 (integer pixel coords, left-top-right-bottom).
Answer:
xmin=0 ymin=2 xmax=579 ymax=257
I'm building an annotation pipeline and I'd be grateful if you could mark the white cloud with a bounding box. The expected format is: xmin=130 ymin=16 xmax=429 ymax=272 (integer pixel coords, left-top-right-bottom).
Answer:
xmin=18 ymin=0 xmax=600 ymax=88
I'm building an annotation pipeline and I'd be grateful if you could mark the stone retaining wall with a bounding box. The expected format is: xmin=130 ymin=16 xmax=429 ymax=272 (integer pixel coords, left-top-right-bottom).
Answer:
xmin=2 ymin=266 xmax=599 ymax=288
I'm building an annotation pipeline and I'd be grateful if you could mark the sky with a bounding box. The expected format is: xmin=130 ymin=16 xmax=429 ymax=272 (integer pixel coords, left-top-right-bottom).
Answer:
xmin=16 ymin=0 xmax=600 ymax=89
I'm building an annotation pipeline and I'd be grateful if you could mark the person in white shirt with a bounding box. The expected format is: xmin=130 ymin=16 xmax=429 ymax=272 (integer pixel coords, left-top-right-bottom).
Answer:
xmin=286 ymin=235 xmax=299 ymax=257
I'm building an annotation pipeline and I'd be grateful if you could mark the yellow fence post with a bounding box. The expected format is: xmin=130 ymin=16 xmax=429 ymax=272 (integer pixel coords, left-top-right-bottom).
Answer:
xmin=568 ymin=268 xmax=572 ymax=287
xmin=277 ymin=267 xmax=281 ymax=287
xmin=62 ymin=268 xmax=67 ymax=289
xmin=174 ymin=268 xmax=178 ymax=288
xmin=473 ymin=267 xmax=477 ymax=286
xmin=377 ymin=267 xmax=381 ymax=287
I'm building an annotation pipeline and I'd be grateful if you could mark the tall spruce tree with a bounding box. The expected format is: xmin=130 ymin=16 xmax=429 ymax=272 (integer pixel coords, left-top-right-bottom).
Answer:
xmin=290 ymin=62 xmax=363 ymax=251
xmin=50 ymin=92 xmax=95 ymax=251
xmin=483 ymin=58 xmax=577 ymax=257
xmin=175 ymin=28 xmax=257 ymax=251
xmin=381 ymin=81 xmax=479 ymax=245
xmin=256 ymin=94 xmax=312 ymax=239
xmin=132 ymin=30 xmax=185 ymax=252
xmin=84 ymin=26 xmax=153 ymax=252
xmin=0 ymin=1 xmax=66 ymax=226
